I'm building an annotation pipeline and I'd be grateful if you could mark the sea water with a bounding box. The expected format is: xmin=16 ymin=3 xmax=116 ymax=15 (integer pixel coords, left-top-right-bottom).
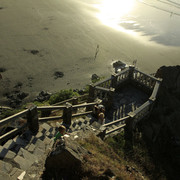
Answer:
xmin=85 ymin=0 xmax=180 ymax=47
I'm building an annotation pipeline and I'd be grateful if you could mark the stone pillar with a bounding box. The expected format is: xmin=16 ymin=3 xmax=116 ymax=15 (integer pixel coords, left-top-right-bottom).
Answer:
xmin=111 ymin=74 xmax=118 ymax=88
xmin=72 ymin=97 xmax=78 ymax=105
xmin=105 ymin=88 xmax=115 ymax=110
xmin=88 ymin=84 xmax=95 ymax=102
xmin=87 ymin=84 xmax=95 ymax=111
xmin=128 ymin=65 xmax=135 ymax=80
xmin=124 ymin=115 xmax=134 ymax=150
xmin=63 ymin=103 xmax=72 ymax=126
xmin=72 ymin=97 xmax=78 ymax=113
xmin=27 ymin=105 xmax=39 ymax=134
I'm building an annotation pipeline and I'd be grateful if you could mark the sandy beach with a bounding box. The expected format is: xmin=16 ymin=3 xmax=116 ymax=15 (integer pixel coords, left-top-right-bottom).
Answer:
xmin=0 ymin=0 xmax=180 ymax=106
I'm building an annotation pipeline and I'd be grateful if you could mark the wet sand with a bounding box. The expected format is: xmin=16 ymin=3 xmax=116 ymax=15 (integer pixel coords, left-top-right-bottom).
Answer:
xmin=0 ymin=0 xmax=180 ymax=105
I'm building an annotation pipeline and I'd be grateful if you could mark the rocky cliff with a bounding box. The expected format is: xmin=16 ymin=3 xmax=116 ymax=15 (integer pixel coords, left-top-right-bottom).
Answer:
xmin=140 ymin=66 xmax=180 ymax=179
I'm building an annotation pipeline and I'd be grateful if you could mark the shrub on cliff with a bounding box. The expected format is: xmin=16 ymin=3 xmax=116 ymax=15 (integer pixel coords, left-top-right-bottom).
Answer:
xmin=48 ymin=89 xmax=79 ymax=105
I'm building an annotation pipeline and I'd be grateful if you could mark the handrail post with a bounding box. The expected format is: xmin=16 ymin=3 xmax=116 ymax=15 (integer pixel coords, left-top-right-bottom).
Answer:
xmin=105 ymin=88 xmax=115 ymax=110
xmin=72 ymin=97 xmax=78 ymax=105
xmin=111 ymin=74 xmax=117 ymax=88
xmin=128 ymin=65 xmax=135 ymax=80
xmin=27 ymin=105 xmax=39 ymax=133
xmin=72 ymin=97 xmax=78 ymax=113
xmin=63 ymin=103 xmax=72 ymax=126
xmin=88 ymin=84 xmax=95 ymax=101
xmin=87 ymin=84 xmax=95 ymax=111
xmin=124 ymin=115 xmax=133 ymax=150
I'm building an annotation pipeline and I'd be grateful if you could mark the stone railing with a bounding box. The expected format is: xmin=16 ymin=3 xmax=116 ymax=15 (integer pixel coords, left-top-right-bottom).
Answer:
xmin=132 ymin=69 xmax=158 ymax=90
xmin=127 ymin=79 xmax=161 ymax=128
xmin=103 ymin=116 xmax=129 ymax=135
xmin=116 ymin=68 xmax=130 ymax=86
xmin=37 ymin=101 xmax=97 ymax=125
xmin=0 ymin=94 xmax=93 ymax=144
xmin=0 ymin=66 xmax=162 ymax=142
xmin=88 ymin=66 xmax=162 ymax=136
xmin=88 ymin=66 xmax=161 ymax=110
xmin=93 ymin=77 xmax=112 ymax=89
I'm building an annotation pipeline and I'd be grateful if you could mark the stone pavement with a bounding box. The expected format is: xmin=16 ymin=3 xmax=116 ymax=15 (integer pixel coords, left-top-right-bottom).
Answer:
xmin=0 ymin=122 xmax=55 ymax=179
xmin=0 ymin=115 xmax=93 ymax=180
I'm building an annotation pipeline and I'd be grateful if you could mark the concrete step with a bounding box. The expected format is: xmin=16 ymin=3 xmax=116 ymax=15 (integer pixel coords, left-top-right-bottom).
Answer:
xmin=0 ymin=122 xmax=57 ymax=179
xmin=18 ymin=147 xmax=38 ymax=163
xmin=68 ymin=116 xmax=92 ymax=132
xmin=0 ymin=159 xmax=13 ymax=174
xmin=0 ymin=170 xmax=12 ymax=180
xmin=14 ymin=155 xmax=34 ymax=171
xmin=9 ymin=167 xmax=24 ymax=180
xmin=3 ymin=139 xmax=16 ymax=150
xmin=0 ymin=146 xmax=16 ymax=160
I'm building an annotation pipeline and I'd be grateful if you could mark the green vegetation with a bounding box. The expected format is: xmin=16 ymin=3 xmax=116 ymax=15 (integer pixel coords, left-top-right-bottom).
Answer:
xmin=91 ymin=76 xmax=105 ymax=84
xmin=105 ymin=132 xmax=166 ymax=180
xmin=48 ymin=89 xmax=79 ymax=105
xmin=77 ymin=131 xmax=166 ymax=180
xmin=0 ymin=109 xmax=21 ymax=119
xmin=78 ymin=133 xmax=147 ymax=180
xmin=105 ymin=131 xmax=125 ymax=157
xmin=0 ymin=89 xmax=81 ymax=120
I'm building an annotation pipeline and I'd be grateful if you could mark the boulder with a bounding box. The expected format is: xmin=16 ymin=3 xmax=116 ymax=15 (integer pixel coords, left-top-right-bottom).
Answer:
xmin=91 ymin=74 xmax=100 ymax=82
xmin=44 ymin=137 xmax=88 ymax=179
xmin=0 ymin=67 xmax=6 ymax=72
xmin=35 ymin=91 xmax=51 ymax=102
xmin=54 ymin=71 xmax=64 ymax=79
xmin=113 ymin=61 xmax=126 ymax=73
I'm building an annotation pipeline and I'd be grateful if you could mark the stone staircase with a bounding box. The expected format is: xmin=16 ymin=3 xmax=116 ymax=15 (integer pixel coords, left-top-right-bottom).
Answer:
xmin=0 ymin=123 xmax=56 ymax=179
xmin=0 ymin=112 xmax=126 ymax=179
xmin=68 ymin=115 xmax=93 ymax=133
xmin=0 ymin=115 xmax=94 ymax=180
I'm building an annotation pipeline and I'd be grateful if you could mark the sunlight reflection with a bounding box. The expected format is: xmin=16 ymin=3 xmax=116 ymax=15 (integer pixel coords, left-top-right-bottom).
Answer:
xmin=94 ymin=0 xmax=137 ymax=35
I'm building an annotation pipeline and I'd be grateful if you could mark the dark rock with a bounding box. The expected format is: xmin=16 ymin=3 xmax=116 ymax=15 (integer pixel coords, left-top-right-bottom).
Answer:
xmin=3 ymin=92 xmax=9 ymax=97
xmin=30 ymin=50 xmax=39 ymax=55
xmin=13 ymin=89 xmax=20 ymax=94
xmin=35 ymin=91 xmax=51 ymax=102
xmin=54 ymin=71 xmax=64 ymax=79
xmin=27 ymin=76 xmax=33 ymax=81
xmin=14 ymin=82 xmax=23 ymax=89
xmin=103 ymin=168 xmax=115 ymax=177
xmin=78 ymin=89 xmax=86 ymax=95
xmin=44 ymin=137 xmax=88 ymax=179
xmin=140 ymin=66 xmax=180 ymax=179
xmin=91 ymin=74 xmax=100 ymax=81
xmin=4 ymin=90 xmax=28 ymax=107
xmin=0 ymin=67 xmax=6 ymax=72
xmin=113 ymin=61 xmax=126 ymax=73
xmin=73 ymin=89 xmax=86 ymax=95
xmin=17 ymin=92 xmax=28 ymax=100
xmin=98 ymin=175 xmax=110 ymax=180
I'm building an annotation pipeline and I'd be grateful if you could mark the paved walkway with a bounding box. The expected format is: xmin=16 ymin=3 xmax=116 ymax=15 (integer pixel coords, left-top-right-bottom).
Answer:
xmin=106 ymin=85 xmax=149 ymax=122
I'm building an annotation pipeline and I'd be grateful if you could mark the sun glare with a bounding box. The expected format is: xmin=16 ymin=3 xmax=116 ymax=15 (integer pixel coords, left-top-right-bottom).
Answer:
xmin=95 ymin=0 xmax=136 ymax=33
